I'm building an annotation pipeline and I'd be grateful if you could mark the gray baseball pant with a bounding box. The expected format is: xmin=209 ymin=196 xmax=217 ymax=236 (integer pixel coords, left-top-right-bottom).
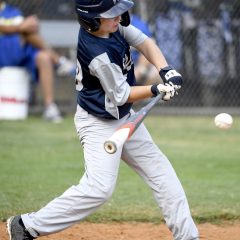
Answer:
xmin=22 ymin=105 xmax=199 ymax=240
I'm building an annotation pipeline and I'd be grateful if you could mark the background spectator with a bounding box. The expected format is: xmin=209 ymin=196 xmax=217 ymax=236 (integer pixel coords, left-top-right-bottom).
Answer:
xmin=0 ymin=1 xmax=76 ymax=122
xmin=130 ymin=10 xmax=159 ymax=85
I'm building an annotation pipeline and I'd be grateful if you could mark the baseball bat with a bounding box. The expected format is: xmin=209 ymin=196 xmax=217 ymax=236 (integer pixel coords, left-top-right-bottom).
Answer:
xmin=104 ymin=92 xmax=164 ymax=154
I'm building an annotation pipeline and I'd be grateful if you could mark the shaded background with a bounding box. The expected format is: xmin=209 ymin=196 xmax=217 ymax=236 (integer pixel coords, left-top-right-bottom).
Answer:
xmin=6 ymin=0 xmax=240 ymax=114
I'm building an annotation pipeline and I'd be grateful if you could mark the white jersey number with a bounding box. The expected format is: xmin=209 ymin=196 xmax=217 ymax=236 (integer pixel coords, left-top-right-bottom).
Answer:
xmin=75 ymin=59 xmax=83 ymax=91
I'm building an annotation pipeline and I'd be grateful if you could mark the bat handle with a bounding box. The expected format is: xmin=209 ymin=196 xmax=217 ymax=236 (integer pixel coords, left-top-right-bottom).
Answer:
xmin=104 ymin=141 xmax=117 ymax=154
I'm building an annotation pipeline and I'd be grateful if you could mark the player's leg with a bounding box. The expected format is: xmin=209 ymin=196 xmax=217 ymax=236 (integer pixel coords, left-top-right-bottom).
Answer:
xmin=121 ymin=121 xmax=199 ymax=240
xmin=15 ymin=106 xmax=125 ymax=237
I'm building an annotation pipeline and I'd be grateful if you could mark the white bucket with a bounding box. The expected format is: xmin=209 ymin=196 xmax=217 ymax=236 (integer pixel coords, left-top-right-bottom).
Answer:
xmin=0 ymin=67 xmax=30 ymax=120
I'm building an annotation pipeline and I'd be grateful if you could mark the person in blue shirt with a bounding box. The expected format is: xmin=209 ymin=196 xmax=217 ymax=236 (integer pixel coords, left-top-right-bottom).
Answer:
xmin=131 ymin=13 xmax=152 ymax=64
xmin=130 ymin=12 xmax=159 ymax=85
xmin=6 ymin=1 xmax=199 ymax=240
xmin=0 ymin=1 xmax=76 ymax=122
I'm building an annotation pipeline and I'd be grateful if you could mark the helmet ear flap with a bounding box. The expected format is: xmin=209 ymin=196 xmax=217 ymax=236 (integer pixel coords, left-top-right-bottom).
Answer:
xmin=77 ymin=15 xmax=101 ymax=32
xmin=120 ymin=11 xmax=130 ymax=27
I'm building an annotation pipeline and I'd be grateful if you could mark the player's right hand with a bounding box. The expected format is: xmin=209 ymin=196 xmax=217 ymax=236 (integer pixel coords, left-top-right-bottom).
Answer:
xmin=157 ymin=83 xmax=175 ymax=101
xmin=151 ymin=84 xmax=175 ymax=101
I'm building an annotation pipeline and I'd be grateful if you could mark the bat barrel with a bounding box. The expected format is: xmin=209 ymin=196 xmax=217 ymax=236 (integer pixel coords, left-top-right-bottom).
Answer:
xmin=104 ymin=141 xmax=117 ymax=154
xmin=104 ymin=128 xmax=130 ymax=154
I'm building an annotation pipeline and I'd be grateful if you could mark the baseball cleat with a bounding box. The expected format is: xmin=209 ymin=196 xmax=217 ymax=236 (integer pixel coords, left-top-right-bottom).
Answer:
xmin=7 ymin=215 xmax=34 ymax=240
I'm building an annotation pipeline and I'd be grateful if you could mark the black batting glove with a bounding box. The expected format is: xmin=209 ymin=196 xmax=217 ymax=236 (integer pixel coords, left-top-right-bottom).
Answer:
xmin=159 ymin=66 xmax=183 ymax=91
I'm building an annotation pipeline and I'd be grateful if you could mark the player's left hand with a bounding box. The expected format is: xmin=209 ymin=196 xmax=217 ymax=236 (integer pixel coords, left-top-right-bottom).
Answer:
xmin=159 ymin=66 xmax=183 ymax=92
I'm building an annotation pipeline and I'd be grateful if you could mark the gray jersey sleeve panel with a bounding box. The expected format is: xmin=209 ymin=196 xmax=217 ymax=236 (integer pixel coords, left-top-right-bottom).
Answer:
xmin=96 ymin=63 xmax=131 ymax=106
xmin=89 ymin=53 xmax=131 ymax=119
xmin=119 ymin=24 xmax=148 ymax=47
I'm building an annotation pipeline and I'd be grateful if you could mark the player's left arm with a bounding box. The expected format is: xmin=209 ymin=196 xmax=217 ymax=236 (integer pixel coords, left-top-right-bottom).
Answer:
xmin=120 ymin=25 xmax=183 ymax=91
xmin=135 ymin=38 xmax=183 ymax=91
xmin=135 ymin=38 xmax=168 ymax=71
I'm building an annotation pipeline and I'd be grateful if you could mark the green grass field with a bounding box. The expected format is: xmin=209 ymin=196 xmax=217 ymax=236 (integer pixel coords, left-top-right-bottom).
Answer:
xmin=0 ymin=115 xmax=240 ymax=223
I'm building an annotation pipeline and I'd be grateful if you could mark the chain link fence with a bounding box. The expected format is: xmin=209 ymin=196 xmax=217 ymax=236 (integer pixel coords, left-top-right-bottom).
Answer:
xmin=6 ymin=0 xmax=240 ymax=113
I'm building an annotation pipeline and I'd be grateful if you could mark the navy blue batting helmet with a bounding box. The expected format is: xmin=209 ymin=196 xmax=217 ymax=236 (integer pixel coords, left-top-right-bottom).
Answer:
xmin=75 ymin=0 xmax=134 ymax=32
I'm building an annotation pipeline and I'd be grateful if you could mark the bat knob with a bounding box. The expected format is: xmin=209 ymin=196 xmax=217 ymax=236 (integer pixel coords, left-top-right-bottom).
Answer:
xmin=104 ymin=141 xmax=117 ymax=154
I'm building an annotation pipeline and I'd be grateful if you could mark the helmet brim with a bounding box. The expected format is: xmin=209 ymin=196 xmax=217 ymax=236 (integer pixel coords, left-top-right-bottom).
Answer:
xmin=99 ymin=0 xmax=134 ymax=18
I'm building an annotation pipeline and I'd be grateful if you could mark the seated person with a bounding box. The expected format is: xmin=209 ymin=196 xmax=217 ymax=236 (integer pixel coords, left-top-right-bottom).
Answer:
xmin=0 ymin=1 xmax=76 ymax=123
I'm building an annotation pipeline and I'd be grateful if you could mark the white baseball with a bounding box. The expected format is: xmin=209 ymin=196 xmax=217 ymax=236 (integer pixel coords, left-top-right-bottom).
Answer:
xmin=214 ymin=113 xmax=233 ymax=129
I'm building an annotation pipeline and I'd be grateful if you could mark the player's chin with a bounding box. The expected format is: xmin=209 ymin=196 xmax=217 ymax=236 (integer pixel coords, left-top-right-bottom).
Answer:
xmin=112 ymin=25 xmax=119 ymax=32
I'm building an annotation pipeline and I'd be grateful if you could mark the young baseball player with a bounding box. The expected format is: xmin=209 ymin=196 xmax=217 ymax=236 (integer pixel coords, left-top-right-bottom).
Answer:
xmin=7 ymin=0 xmax=199 ymax=239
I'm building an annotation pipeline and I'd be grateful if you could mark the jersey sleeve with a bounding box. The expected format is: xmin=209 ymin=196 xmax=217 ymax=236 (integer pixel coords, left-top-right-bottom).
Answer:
xmin=89 ymin=52 xmax=131 ymax=106
xmin=119 ymin=24 xmax=148 ymax=48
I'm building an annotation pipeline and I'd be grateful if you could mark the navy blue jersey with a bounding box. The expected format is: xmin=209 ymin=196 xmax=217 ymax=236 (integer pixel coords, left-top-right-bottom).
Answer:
xmin=76 ymin=25 xmax=148 ymax=120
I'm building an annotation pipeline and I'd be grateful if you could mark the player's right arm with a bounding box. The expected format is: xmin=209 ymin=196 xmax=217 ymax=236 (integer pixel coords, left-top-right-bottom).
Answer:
xmin=93 ymin=58 xmax=173 ymax=104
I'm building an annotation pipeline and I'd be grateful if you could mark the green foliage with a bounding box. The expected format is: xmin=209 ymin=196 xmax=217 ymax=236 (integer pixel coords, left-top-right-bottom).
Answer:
xmin=0 ymin=115 xmax=240 ymax=223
